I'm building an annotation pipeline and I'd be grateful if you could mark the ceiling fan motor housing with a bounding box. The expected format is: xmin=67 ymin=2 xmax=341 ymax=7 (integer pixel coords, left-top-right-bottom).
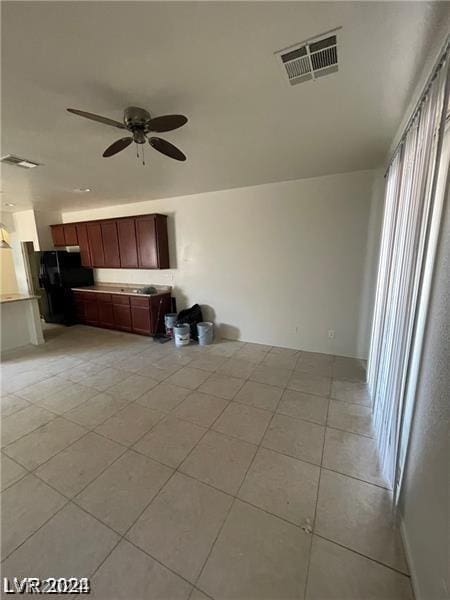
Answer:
xmin=124 ymin=106 xmax=151 ymax=143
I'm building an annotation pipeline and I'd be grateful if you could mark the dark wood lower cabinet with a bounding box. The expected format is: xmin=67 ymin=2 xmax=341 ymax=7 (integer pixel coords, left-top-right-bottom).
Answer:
xmin=84 ymin=298 xmax=99 ymax=326
xmin=112 ymin=303 xmax=132 ymax=332
xmin=73 ymin=297 xmax=85 ymax=322
xmin=72 ymin=290 xmax=170 ymax=336
xmin=130 ymin=296 xmax=151 ymax=335
xmin=98 ymin=299 xmax=114 ymax=328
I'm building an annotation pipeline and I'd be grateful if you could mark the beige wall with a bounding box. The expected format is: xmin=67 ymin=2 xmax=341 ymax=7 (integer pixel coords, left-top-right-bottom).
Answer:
xmin=34 ymin=210 xmax=62 ymax=251
xmin=63 ymin=169 xmax=383 ymax=357
xmin=400 ymin=189 xmax=449 ymax=600
xmin=0 ymin=215 xmax=19 ymax=294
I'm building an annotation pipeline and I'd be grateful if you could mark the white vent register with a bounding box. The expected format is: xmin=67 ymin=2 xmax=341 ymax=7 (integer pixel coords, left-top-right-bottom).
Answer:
xmin=276 ymin=29 xmax=340 ymax=86
xmin=1 ymin=154 xmax=40 ymax=168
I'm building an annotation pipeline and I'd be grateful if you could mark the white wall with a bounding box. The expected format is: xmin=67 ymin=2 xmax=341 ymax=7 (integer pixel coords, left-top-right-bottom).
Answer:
xmin=63 ymin=169 xmax=382 ymax=357
xmin=34 ymin=209 xmax=62 ymax=251
xmin=400 ymin=193 xmax=449 ymax=600
xmin=0 ymin=213 xmax=19 ymax=294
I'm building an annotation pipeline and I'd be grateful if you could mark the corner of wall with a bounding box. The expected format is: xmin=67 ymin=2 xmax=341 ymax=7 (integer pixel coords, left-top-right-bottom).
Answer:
xmin=355 ymin=168 xmax=385 ymax=358
xmin=399 ymin=517 xmax=420 ymax=600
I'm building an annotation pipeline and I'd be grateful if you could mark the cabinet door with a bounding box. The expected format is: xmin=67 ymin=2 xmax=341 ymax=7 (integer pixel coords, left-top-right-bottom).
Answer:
xmin=98 ymin=300 xmax=114 ymax=328
xmin=51 ymin=225 xmax=66 ymax=247
xmin=75 ymin=223 xmax=92 ymax=267
xmin=112 ymin=303 xmax=132 ymax=331
xmin=131 ymin=307 xmax=151 ymax=335
xmin=130 ymin=297 xmax=151 ymax=335
xmin=154 ymin=214 xmax=170 ymax=269
xmin=72 ymin=292 xmax=86 ymax=323
xmin=87 ymin=222 xmax=105 ymax=267
xmin=136 ymin=216 xmax=157 ymax=269
xmin=84 ymin=297 xmax=99 ymax=326
xmin=101 ymin=221 xmax=120 ymax=268
xmin=117 ymin=218 xmax=138 ymax=268
xmin=63 ymin=224 xmax=78 ymax=246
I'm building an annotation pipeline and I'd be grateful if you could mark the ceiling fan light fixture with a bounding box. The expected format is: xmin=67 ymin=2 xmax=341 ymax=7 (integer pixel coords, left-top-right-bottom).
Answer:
xmin=67 ymin=105 xmax=188 ymax=164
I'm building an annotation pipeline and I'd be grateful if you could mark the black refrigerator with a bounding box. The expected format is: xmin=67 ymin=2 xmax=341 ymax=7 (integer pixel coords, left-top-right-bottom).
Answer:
xmin=37 ymin=251 xmax=94 ymax=324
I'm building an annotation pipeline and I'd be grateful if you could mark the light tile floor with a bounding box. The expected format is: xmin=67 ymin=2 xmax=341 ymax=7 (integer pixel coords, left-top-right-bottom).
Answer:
xmin=1 ymin=324 xmax=413 ymax=599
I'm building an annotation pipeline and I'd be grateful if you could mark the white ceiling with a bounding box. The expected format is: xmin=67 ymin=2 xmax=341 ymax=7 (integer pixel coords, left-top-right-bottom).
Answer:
xmin=1 ymin=1 xmax=448 ymax=213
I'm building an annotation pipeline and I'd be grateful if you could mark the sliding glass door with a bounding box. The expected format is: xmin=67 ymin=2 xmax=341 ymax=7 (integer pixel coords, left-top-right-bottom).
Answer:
xmin=368 ymin=45 xmax=449 ymax=500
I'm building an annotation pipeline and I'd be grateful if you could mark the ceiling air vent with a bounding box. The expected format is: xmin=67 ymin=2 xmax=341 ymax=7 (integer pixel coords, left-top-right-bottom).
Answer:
xmin=0 ymin=154 xmax=40 ymax=169
xmin=276 ymin=29 xmax=340 ymax=86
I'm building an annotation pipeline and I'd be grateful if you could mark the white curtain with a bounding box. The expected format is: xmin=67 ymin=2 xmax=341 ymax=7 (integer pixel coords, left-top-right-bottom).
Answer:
xmin=368 ymin=42 xmax=449 ymax=499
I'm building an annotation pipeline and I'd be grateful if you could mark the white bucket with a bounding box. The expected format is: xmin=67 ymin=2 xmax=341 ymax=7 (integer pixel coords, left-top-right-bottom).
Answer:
xmin=174 ymin=323 xmax=190 ymax=347
xmin=197 ymin=322 xmax=214 ymax=346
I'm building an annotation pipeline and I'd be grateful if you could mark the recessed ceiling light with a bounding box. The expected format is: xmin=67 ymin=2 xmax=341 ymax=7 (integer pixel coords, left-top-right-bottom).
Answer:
xmin=4 ymin=203 xmax=15 ymax=207
xmin=18 ymin=160 xmax=39 ymax=168
xmin=74 ymin=187 xmax=91 ymax=193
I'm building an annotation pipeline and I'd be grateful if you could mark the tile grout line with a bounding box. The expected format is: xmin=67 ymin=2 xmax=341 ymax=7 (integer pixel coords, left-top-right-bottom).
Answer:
xmin=313 ymin=532 xmax=411 ymax=578
xmin=302 ymin=355 xmax=335 ymax=600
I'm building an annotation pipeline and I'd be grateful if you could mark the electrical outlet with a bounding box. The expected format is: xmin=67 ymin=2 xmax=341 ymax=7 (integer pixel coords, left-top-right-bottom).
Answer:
xmin=328 ymin=329 xmax=335 ymax=339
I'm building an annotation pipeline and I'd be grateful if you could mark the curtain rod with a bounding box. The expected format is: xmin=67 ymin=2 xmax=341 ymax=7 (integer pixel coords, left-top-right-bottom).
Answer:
xmin=384 ymin=36 xmax=450 ymax=177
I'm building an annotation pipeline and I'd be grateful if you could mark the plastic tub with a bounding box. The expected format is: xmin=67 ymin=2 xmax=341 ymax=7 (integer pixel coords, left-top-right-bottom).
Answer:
xmin=197 ymin=322 xmax=214 ymax=346
xmin=174 ymin=323 xmax=190 ymax=347
xmin=164 ymin=313 xmax=177 ymax=338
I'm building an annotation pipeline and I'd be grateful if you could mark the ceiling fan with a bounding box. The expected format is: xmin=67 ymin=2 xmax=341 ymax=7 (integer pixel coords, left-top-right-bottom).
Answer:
xmin=67 ymin=106 xmax=188 ymax=164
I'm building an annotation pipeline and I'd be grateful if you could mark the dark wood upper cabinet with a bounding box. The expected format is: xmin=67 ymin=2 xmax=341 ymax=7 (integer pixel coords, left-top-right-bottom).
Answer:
xmin=50 ymin=213 xmax=169 ymax=269
xmin=75 ymin=223 xmax=92 ymax=267
xmin=101 ymin=221 xmax=121 ymax=268
xmin=86 ymin=222 xmax=105 ymax=267
xmin=136 ymin=216 xmax=157 ymax=269
xmin=51 ymin=225 xmax=65 ymax=247
xmin=135 ymin=214 xmax=169 ymax=269
xmin=51 ymin=224 xmax=78 ymax=247
xmin=154 ymin=214 xmax=170 ymax=268
xmin=117 ymin=218 xmax=139 ymax=268
xmin=63 ymin=224 xmax=78 ymax=246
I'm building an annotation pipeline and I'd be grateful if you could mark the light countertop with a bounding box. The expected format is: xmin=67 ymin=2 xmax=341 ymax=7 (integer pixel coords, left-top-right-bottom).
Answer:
xmin=0 ymin=293 xmax=40 ymax=304
xmin=70 ymin=283 xmax=171 ymax=297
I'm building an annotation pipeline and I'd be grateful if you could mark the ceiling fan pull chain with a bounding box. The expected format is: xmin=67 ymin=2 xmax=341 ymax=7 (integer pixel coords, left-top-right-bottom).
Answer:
xmin=142 ymin=144 xmax=145 ymax=166
xmin=136 ymin=143 xmax=139 ymax=159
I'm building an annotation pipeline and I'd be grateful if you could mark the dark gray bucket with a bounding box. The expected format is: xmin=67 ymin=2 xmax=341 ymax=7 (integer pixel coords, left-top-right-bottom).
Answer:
xmin=197 ymin=322 xmax=214 ymax=346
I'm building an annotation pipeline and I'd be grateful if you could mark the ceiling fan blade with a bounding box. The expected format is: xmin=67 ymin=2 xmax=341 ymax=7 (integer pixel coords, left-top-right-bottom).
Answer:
xmin=67 ymin=108 xmax=127 ymax=129
xmin=103 ymin=137 xmax=133 ymax=157
xmin=148 ymin=114 xmax=188 ymax=132
xmin=149 ymin=137 xmax=186 ymax=161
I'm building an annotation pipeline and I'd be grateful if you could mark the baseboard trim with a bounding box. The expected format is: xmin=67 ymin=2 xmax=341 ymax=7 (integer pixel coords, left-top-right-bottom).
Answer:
xmin=400 ymin=518 xmax=420 ymax=600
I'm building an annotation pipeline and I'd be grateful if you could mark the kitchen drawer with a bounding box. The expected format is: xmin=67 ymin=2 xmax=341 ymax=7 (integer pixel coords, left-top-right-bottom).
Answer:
xmin=111 ymin=294 xmax=130 ymax=305
xmin=74 ymin=291 xmax=94 ymax=301
xmin=130 ymin=296 xmax=150 ymax=308
xmin=97 ymin=293 xmax=112 ymax=303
